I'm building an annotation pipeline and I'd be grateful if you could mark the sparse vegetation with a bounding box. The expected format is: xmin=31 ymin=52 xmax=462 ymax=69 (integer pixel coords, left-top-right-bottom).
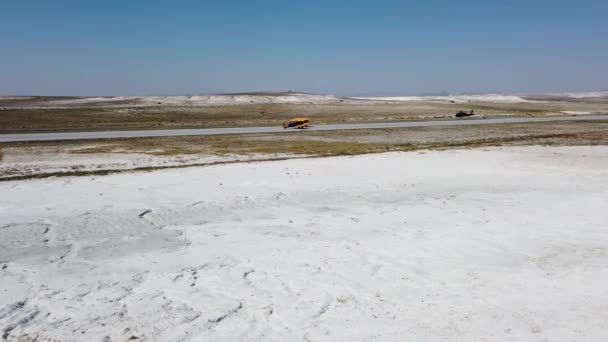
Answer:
xmin=2 ymin=120 xmax=608 ymax=180
xmin=1 ymin=99 xmax=607 ymax=133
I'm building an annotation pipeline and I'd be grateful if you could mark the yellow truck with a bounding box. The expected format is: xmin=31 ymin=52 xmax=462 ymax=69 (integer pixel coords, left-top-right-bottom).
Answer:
xmin=283 ymin=118 xmax=311 ymax=129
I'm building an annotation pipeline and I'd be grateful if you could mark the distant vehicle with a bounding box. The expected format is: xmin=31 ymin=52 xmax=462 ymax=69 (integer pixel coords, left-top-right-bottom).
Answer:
xmin=455 ymin=110 xmax=474 ymax=118
xmin=283 ymin=118 xmax=311 ymax=129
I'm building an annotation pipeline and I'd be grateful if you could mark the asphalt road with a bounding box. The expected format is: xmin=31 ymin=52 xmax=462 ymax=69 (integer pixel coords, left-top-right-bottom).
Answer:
xmin=1 ymin=115 xmax=607 ymax=142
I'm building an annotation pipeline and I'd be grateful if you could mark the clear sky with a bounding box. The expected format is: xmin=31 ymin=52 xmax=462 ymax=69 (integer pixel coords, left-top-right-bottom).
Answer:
xmin=1 ymin=0 xmax=607 ymax=96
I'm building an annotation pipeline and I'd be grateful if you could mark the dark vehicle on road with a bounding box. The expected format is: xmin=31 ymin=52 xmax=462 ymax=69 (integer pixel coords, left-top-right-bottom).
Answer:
xmin=455 ymin=110 xmax=474 ymax=118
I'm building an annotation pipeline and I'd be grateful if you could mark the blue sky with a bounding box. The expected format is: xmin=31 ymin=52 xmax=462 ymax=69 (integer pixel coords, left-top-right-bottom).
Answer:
xmin=1 ymin=0 xmax=607 ymax=96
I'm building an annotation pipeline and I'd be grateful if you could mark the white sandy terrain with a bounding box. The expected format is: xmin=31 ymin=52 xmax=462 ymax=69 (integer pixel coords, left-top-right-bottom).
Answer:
xmin=1 ymin=146 xmax=608 ymax=341
xmin=45 ymin=96 xmax=139 ymax=105
xmin=0 ymin=97 xmax=35 ymax=101
xmin=550 ymin=91 xmax=608 ymax=99
xmin=24 ymin=93 xmax=348 ymax=107
xmin=136 ymin=94 xmax=345 ymax=105
xmin=0 ymin=93 xmax=351 ymax=109
xmin=0 ymin=147 xmax=301 ymax=180
xmin=354 ymin=94 xmax=532 ymax=103
xmin=2 ymin=91 xmax=608 ymax=108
